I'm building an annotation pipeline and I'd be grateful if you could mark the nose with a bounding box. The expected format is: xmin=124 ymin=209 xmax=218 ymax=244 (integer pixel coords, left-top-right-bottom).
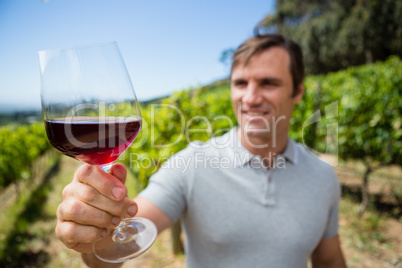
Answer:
xmin=243 ymin=83 xmax=263 ymax=106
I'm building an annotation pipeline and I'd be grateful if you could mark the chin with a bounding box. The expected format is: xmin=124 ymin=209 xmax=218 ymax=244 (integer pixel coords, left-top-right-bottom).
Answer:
xmin=241 ymin=125 xmax=271 ymax=139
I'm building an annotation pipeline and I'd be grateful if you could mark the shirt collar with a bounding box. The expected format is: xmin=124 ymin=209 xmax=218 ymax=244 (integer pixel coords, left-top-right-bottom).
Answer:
xmin=280 ymin=138 xmax=298 ymax=165
xmin=228 ymin=128 xmax=298 ymax=168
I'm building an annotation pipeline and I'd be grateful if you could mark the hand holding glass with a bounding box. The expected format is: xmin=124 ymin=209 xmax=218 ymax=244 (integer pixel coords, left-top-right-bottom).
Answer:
xmin=39 ymin=42 xmax=157 ymax=263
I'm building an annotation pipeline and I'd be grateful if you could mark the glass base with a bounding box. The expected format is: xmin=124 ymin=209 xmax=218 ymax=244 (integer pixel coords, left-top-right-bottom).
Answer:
xmin=93 ymin=217 xmax=157 ymax=263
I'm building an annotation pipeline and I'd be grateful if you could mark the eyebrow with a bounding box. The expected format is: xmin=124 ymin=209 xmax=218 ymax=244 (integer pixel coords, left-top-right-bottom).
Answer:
xmin=259 ymin=77 xmax=282 ymax=84
xmin=231 ymin=77 xmax=282 ymax=84
xmin=231 ymin=78 xmax=247 ymax=83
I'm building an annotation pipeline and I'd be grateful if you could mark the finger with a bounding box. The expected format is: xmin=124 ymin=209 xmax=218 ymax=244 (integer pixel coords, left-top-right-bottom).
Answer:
xmin=55 ymin=220 xmax=107 ymax=249
xmin=110 ymin=163 xmax=127 ymax=185
xmin=58 ymin=198 xmax=120 ymax=229
xmin=71 ymin=243 xmax=93 ymax=253
xmin=64 ymin=183 xmax=137 ymax=220
xmin=74 ymin=164 xmax=127 ymax=201
xmin=109 ymin=164 xmax=139 ymax=217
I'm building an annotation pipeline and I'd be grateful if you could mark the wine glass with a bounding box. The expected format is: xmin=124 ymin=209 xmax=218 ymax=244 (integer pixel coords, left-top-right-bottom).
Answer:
xmin=38 ymin=42 xmax=157 ymax=263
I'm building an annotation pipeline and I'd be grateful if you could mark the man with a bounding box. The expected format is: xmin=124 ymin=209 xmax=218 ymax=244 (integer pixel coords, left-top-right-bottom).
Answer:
xmin=55 ymin=34 xmax=347 ymax=267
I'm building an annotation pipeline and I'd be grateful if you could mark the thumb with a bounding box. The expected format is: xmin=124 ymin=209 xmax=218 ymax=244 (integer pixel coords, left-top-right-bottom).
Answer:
xmin=109 ymin=163 xmax=127 ymax=185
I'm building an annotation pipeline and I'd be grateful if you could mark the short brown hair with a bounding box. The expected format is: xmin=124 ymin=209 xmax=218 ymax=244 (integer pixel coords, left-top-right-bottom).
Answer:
xmin=231 ymin=34 xmax=305 ymax=96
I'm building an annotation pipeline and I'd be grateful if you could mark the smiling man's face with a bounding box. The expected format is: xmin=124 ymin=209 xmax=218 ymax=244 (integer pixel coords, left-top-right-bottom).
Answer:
xmin=231 ymin=47 xmax=304 ymax=148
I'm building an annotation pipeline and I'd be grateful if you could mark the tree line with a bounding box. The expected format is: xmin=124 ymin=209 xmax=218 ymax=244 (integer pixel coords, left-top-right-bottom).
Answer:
xmin=256 ymin=0 xmax=402 ymax=75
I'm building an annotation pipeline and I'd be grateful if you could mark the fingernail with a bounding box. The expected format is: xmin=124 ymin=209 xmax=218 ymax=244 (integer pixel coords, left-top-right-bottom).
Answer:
xmin=112 ymin=187 xmax=124 ymax=199
xmin=101 ymin=229 xmax=107 ymax=238
xmin=112 ymin=216 xmax=120 ymax=226
xmin=127 ymin=205 xmax=137 ymax=217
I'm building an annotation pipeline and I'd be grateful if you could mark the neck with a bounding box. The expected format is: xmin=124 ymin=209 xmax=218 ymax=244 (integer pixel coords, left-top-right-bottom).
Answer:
xmin=237 ymin=128 xmax=288 ymax=166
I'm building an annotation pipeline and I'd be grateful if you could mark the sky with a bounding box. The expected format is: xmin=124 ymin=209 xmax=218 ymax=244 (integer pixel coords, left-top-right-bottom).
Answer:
xmin=0 ymin=0 xmax=274 ymax=112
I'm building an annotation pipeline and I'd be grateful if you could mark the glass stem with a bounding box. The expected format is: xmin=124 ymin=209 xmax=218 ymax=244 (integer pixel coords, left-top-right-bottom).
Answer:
xmin=118 ymin=217 xmax=127 ymax=230
xmin=113 ymin=217 xmax=130 ymax=242
xmin=101 ymin=164 xmax=112 ymax=172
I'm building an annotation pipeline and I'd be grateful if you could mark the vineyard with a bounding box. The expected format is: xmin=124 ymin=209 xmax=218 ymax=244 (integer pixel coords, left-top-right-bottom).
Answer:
xmin=0 ymin=57 xmax=401 ymax=267
xmin=124 ymin=56 xmax=401 ymax=215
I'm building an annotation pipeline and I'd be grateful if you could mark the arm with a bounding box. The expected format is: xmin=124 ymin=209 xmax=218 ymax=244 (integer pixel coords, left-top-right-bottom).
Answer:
xmin=311 ymin=235 xmax=346 ymax=268
xmin=134 ymin=196 xmax=174 ymax=233
xmin=55 ymin=164 xmax=173 ymax=268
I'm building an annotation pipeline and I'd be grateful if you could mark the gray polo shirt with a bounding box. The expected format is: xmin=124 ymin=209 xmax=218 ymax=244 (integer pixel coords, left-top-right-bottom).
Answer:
xmin=139 ymin=128 xmax=340 ymax=268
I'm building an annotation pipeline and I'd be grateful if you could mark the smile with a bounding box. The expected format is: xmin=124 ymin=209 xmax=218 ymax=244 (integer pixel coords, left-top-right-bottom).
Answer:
xmin=246 ymin=112 xmax=265 ymax=116
xmin=242 ymin=111 xmax=269 ymax=116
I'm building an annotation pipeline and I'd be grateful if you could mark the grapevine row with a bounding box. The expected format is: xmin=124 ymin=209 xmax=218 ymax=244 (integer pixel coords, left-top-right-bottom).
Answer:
xmin=1 ymin=56 xmax=400 ymax=193
xmin=124 ymin=56 xmax=401 ymax=189
xmin=0 ymin=123 xmax=51 ymax=189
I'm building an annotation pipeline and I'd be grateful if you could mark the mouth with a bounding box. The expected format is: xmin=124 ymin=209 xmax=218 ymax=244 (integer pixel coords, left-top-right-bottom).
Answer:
xmin=242 ymin=111 xmax=270 ymax=117
xmin=244 ymin=111 xmax=267 ymax=116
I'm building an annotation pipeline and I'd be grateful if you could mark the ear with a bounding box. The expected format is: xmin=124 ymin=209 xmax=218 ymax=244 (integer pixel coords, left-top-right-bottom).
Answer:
xmin=292 ymin=84 xmax=304 ymax=104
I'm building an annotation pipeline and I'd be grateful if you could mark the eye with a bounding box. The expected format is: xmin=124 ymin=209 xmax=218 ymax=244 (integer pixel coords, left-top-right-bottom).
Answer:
xmin=233 ymin=79 xmax=247 ymax=88
xmin=261 ymin=78 xmax=280 ymax=88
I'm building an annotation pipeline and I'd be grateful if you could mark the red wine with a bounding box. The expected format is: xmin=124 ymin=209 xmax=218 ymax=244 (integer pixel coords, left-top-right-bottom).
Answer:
xmin=45 ymin=117 xmax=141 ymax=166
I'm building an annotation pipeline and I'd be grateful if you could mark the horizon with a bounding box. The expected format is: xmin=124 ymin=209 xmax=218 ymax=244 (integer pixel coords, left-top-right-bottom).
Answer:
xmin=0 ymin=76 xmax=229 ymax=113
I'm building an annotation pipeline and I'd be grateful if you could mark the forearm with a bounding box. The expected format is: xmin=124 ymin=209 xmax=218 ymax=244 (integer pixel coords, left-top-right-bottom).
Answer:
xmin=311 ymin=235 xmax=346 ymax=268
xmin=311 ymin=254 xmax=346 ymax=268
xmin=311 ymin=261 xmax=346 ymax=268
xmin=82 ymin=253 xmax=123 ymax=268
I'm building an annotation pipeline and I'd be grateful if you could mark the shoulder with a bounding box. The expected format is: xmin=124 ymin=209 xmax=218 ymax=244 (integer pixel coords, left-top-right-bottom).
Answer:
xmin=291 ymin=142 xmax=341 ymax=204
xmin=180 ymin=130 xmax=234 ymax=156
xmin=295 ymin=142 xmax=336 ymax=174
xmin=292 ymin=141 xmax=339 ymax=187
xmin=155 ymin=130 xmax=235 ymax=176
